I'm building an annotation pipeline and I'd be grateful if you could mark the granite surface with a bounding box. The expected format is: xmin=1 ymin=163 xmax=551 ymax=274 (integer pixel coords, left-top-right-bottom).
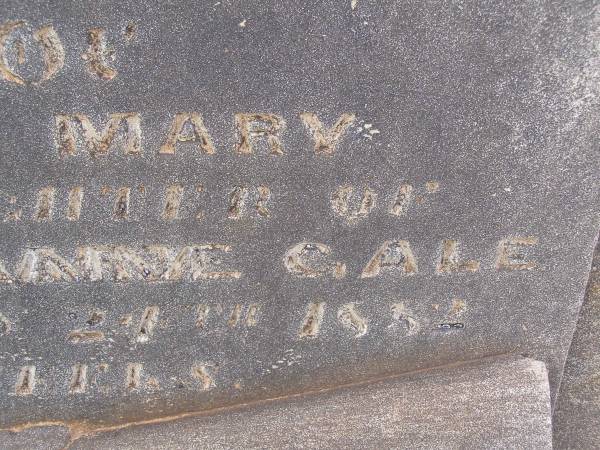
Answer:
xmin=0 ymin=0 xmax=597 ymax=429
xmin=1 ymin=355 xmax=553 ymax=449
xmin=554 ymin=234 xmax=600 ymax=449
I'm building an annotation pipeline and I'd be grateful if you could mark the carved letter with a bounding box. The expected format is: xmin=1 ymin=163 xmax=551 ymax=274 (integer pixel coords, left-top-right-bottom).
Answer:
xmin=337 ymin=303 xmax=367 ymax=337
xmin=436 ymin=240 xmax=480 ymax=274
xmin=300 ymin=112 xmax=355 ymax=155
xmin=284 ymin=243 xmax=346 ymax=278
xmin=389 ymin=184 xmax=413 ymax=216
xmin=82 ymin=28 xmax=117 ymax=80
xmin=235 ymin=113 xmax=285 ymax=155
xmin=299 ymin=302 xmax=325 ymax=338
xmin=0 ymin=22 xmax=64 ymax=85
xmin=162 ymin=184 xmax=184 ymax=221
xmin=55 ymin=113 xmax=142 ymax=157
xmin=496 ymin=237 xmax=538 ymax=271
xmin=162 ymin=245 xmax=242 ymax=281
xmin=15 ymin=365 xmax=36 ymax=395
xmin=160 ymin=113 xmax=215 ymax=155
xmin=228 ymin=185 xmax=271 ymax=219
xmin=17 ymin=248 xmax=79 ymax=283
xmin=34 ymin=187 xmax=55 ymax=221
xmin=330 ymin=185 xmax=376 ymax=223
xmin=361 ymin=240 xmax=418 ymax=278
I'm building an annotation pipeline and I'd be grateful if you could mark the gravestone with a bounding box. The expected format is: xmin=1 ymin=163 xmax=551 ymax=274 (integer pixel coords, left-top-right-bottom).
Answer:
xmin=0 ymin=0 xmax=598 ymax=435
xmin=70 ymin=356 xmax=553 ymax=449
xmin=554 ymin=236 xmax=600 ymax=449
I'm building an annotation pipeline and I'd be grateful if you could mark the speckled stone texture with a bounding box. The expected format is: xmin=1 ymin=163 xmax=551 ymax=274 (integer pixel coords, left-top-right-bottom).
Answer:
xmin=65 ymin=356 xmax=551 ymax=449
xmin=0 ymin=425 xmax=71 ymax=450
xmin=554 ymin=235 xmax=600 ymax=449
xmin=0 ymin=0 xmax=598 ymax=432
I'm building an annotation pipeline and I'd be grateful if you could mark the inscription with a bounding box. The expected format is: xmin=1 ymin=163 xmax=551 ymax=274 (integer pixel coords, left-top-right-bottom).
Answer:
xmin=0 ymin=237 xmax=539 ymax=284
xmin=0 ymin=181 xmax=445 ymax=225
xmin=66 ymin=186 xmax=83 ymax=221
xmin=112 ymin=186 xmax=131 ymax=220
xmin=0 ymin=21 xmax=133 ymax=84
xmin=69 ymin=364 xmax=88 ymax=394
xmin=195 ymin=304 xmax=210 ymax=328
xmin=389 ymin=184 xmax=413 ymax=216
xmin=299 ymin=112 xmax=355 ymax=155
xmin=68 ymin=330 xmax=105 ymax=343
xmin=136 ymin=306 xmax=159 ymax=343
xmin=235 ymin=113 xmax=285 ymax=155
xmin=361 ymin=240 xmax=418 ymax=278
xmin=53 ymin=112 xmax=356 ymax=158
xmin=160 ymin=113 xmax=215 ymax=155
xmin=437 ymin=240 xmax=480 ymax=274
xmin=391 ymin=303 xmax=419 ymax=335
xmin=5 ymin=244 xmax=241 ymax=283
xmin=0 ymin=296 xmax=499 ymax=397
xmin=337 ymin=304 xmax=368 ymax=337
xmin=227 ymin=304 xmax=259 ymax=327
xmin=162 ymin=184 xmax=184 ymax=221
xmin=0 ymin=22 xmax=64 ymax=85
xmin=2 ymin=183 xmax=271 ymax=222
xmin=34 ymin=186 xmax=55 ymax=221
xmin=299 ymin=302 xmax=325 ymax=338
xmin=125 ymin=363 xmax=142 ymax=390
xmin=56 ymin=114 xmax=142 ymax=157
xmin=82 ymin=28 xmax=117 ymax=80
xmin=284 ymin=243 xmax=346 ymax=279
xmin=331 ymin=185 xmax=376 ymax=223
xmin=0 ymin=312 xmax=10 ymax=335
xmin=191 ymin=364 xmax=215 ymax=391
xmin=228 ymin=186 xmax=271 ymax=219
xmin=15 ymin=366 xmax=35 ymax=395
xmin=0 ymin=13 xmax=559 ymax=419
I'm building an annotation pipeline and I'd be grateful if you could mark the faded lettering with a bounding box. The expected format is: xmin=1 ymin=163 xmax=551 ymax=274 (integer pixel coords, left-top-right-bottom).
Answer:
xmin=299 ymin=302 xmax=325 ymax=338
xmin=300 ymin=113 xmax=355 ymax=155
xmin=235 ymin=113 xmax=285 ymax=155
xmin=160 ymin=113 xmax=215 ymax=155
xmin=82 ymin=28 xmax=117 ymax=80
xmin=284 ymin=243 xmax=346 ymax=278
xmin=436 ymin=240 xmax=480 ymax=274
xmin=496 ymin=237 xmax=538 ymax=271
xmin=0 ymin=22 xmax=64 ymax=85
xmin=55 ymin=113 xmax=142 ymax=158
xmin=337 ymin=303 xmax=367 ymax=337
xmin=331 ymin=185 xmax=376 ymax=223
xmin=361 ymin=240 xmax=418 ymax=278
xmin=15 ymin=365 xmax=35 ymax=395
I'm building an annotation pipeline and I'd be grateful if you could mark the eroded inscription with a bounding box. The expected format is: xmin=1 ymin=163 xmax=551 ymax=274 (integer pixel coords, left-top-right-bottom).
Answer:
xmin=0 ymin=237 xmax=538 ymax=284
xmin=0 ymin=21 xmax=133 ymax=85
xmin=0 ymin=1 xmax=591 ymax=435
xmin=0 ymin=21 xmax=552 ymax=418
xmin=53 ymin=112 xmax=355 ymax=158
xmin=0 ymin=292 xmax=476 ymax=399
xmin=2 ymin=180 xmax=441 ymax=223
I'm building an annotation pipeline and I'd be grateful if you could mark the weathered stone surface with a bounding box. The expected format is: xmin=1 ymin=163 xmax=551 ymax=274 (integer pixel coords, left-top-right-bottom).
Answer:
xmin=66 ymin=356 xmax=552 ymax=449
xmin=0 ymin=0 xmax=598 ymax=430
xmin=554 ymin=234 xmax=600 ymax=449
xmin=0 ymin=425 xmax=70 ymax=450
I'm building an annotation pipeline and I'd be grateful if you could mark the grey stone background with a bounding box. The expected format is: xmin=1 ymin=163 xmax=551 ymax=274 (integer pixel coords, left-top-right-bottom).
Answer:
xmin=0 ymin=0 xmax=598 ymax=446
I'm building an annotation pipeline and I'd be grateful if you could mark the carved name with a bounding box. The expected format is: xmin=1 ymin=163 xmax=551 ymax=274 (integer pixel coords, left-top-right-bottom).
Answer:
xmin=0 ymin=237 xmax=537 ymax=283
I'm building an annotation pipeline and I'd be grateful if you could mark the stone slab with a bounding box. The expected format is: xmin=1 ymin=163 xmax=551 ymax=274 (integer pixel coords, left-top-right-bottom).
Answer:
xmin=554 ymin=234 xmax=600 ymax=449
xmin=0 ymin=425 xmax=70 ymax=450
xmin=0 ymin=0 xmax=598 ymax=429
xmin=66 ymin=356 xmax=552 ymax=449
